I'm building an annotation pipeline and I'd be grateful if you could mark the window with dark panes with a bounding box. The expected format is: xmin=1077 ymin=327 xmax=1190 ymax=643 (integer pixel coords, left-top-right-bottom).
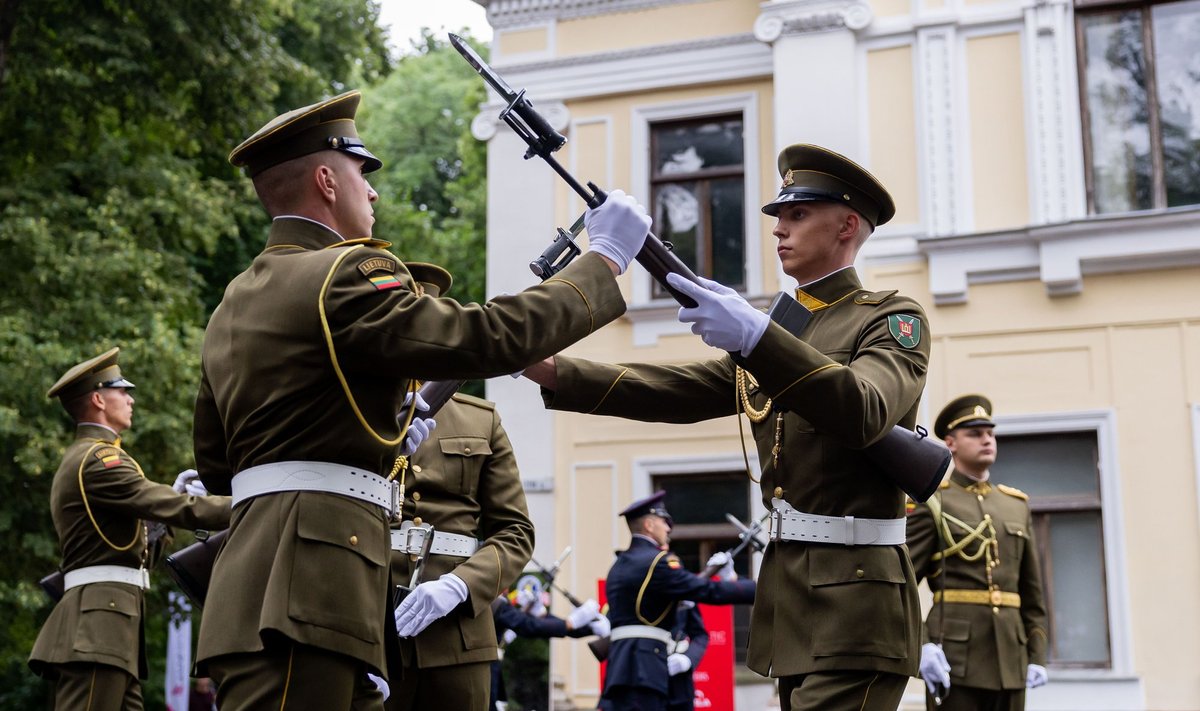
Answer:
xmin=1076 ymin=0 xmax=1200 ymax=214
xmin=650 ymin=115 xmax=745 ymax=297
xmin=990 ymin=431 xmax=1112 ymax=669
xmin=651 ymin=472 xmax=754 ymax=664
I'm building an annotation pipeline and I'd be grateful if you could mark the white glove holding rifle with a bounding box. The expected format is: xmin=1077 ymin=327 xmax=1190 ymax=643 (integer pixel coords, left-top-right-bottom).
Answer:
xmin=667 ymin=273 xmax=770 ymax=356
xmin=394 ymin=573 xmax=468 ymax=637
xmin=397 ymin=391 xmax=436 ymax=456
xmin=585 ymin=189 xmax=652 ymax=275
xmin=172 ymin=469 xmax=209 ymax=496
xmin=920 ymin=642 xmax=952 ymax=696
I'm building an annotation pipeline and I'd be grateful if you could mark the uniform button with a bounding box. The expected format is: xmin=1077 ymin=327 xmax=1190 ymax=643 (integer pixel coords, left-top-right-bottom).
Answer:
xmin=977 ymin=495 xmax=984 ymax=502
xmin=413 ymin=492 xmax=421 ymax=501
xmin=109 ymin=601 xmax=116 ymax=608
xmin=349 ymin=535 xmax=358 ymax=546
xmin=412 ymin=464 xmax=422 ymax=473
xmin=773 ymin=487 xmax=783 ymax=498
xmin=992 ymin=607 xmax=1000 ymax=615
xmin=1016 ymin=530 xmax=1024 ymax=537
xmin=856 ymin=569 xmax=864 ymax=579
xmin=413 ymin=517 xmax=423 ymax=526
xmin=464 ymin=447 xmax=472 ymax=454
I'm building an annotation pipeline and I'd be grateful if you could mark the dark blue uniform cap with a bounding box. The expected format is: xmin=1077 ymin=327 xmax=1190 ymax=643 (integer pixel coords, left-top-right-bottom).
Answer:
xmin=618 ymin=490 xmax=673 ymax=527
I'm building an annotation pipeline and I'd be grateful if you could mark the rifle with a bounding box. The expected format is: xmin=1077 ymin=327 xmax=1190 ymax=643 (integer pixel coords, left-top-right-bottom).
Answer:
xmin=529 ymin=546 xmax=588 ymax=608
xmin=449 ymin=34 xmax=704 ymax=308
xmin=164 ymin=379 xmax=464 ymax=608
xmin=39 ymin=521 xmax=170 ymax=603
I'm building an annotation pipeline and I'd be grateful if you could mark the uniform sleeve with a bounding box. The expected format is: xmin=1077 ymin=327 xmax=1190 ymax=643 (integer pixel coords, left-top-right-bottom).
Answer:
xmin=449 ymin=411 xmax=536 ymax=617
xmin=193 ymin=363 xmax=233 ymax=496
xmin=682 ymin=606 xmax=709 ymax=666
xmin=1019 ymin=505 xmax=1049 ymax=666
xmin=740 ymin=298 xmax=930 ymax=446
xmin=494 ymin=603 xmax=571 ymax=639
xmin=82 ymin=451 xmax=232 ymax=531
xmin=905 ymin=497 xmax=941 ymax=645
xmin=649 ymin=556 xmax=756 ymax=608
xmin=325 ymin=250 xmax=627 ymax=381
xmin=544 ymin=355 xmax=738 ymax=424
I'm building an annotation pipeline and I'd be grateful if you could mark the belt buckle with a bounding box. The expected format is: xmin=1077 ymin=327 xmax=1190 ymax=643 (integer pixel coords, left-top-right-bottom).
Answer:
xmin=404 ymin=523 xmax=433 ymax=555
xmin=769 ymin=508 xmax=783 ymax=542
xmin=390 ymin=481 xmax=401 ymax=523
xmin=990 ymin=589 xmax=1003 ymax=606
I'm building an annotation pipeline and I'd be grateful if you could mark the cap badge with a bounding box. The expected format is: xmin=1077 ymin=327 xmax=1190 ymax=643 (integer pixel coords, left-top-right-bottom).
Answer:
xmin=781 ymin=169 xmax=795 ymax=188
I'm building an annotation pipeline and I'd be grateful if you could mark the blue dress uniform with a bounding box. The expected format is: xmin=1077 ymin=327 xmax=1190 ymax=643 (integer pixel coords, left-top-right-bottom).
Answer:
xmin=603 ymin=493 xmax=754 ymax=711
xmin=489 ymin=598 xmax=592 ymax=711
xmin=667 ymin=602 xmax=709 ymax=711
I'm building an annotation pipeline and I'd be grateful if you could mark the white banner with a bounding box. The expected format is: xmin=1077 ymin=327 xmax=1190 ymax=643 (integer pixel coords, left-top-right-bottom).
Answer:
xmin=165 ymin=592 xmax=192 ymax=711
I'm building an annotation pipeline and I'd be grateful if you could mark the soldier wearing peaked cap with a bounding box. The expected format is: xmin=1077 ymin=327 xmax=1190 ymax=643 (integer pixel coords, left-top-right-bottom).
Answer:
xmin=525 ymin=144 xmax=931 ymax=710
xmin=195 ymin=90 xmax=653 ymax=710
xmin=598 ymin=492 xmax=754 ymax=711
xmin=906 ymin=395 xmax=1049 ymax=710
xmin=29 ymin=348 xmax=230 ymax=710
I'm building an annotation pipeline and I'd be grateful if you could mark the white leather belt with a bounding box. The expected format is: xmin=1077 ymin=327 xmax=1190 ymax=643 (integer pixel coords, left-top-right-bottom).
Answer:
xmin=63 ymin=565 xmax=150 ymax=591
xmin=610 ymin=625 xmax=673 ymax=645
xmin=391 ymin=522 xmax=480 ymax=557
xmin=769 ymin=498 xmax=905 ymax=546
xmin=232 ymin=461 xmax=399 ymax=521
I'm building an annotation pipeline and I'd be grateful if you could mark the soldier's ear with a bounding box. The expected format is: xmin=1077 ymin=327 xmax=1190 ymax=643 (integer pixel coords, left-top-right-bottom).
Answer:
xmin=314 ymin=164 xmax=337 ymax=203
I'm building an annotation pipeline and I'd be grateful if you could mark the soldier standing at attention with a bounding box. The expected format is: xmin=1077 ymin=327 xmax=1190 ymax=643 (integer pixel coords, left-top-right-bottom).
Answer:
xmin=906 ymin=395 xmax=1049 ymax=710
xmin=193 ymin=90 xmax=651 ymax=711
xmin=29 ymin=348 xmax=230 ymax=710
xmin=524 ymin=144 xmax=930 ymax=710
xmin=599 ymin=492 xmax=754 ymax=711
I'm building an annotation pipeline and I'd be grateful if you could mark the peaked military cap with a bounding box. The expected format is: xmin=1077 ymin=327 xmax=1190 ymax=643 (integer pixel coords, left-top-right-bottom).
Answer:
xmin=229 ymin=90 xmax=382 ymax=178
xmin=761 ymin=143 xmax=896 ymax=227
xmin=935 ymin=394 xmax=995 ymax=439
xmin=47 ymin=347 xmax=136 ymax=401
xmin=619 ymin=490 xmax=673 ymax=527
xmin=405 ymin=262 xmax=453 ymax=298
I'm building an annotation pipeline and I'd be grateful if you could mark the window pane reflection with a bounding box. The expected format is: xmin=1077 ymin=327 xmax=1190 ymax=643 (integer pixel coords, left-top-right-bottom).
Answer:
xmin=1151 ymin=0 xmax=1200 ymax=207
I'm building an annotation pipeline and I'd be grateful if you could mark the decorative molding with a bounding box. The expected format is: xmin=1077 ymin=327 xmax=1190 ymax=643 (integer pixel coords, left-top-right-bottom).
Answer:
xmin=916 ymin=26 xmax=960 ymax=237
xmin=754 ymin=0 xmax=875 ymax=42
xmin=485 ymin=0 xmax=699 ymax=29
xmin=918 ymin=207 xmax=1200 ymax=303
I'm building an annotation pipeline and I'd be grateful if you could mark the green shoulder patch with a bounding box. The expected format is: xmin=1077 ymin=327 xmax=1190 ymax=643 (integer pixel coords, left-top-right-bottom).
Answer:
xmin=888 ymin=314 xmax=922 ymax=348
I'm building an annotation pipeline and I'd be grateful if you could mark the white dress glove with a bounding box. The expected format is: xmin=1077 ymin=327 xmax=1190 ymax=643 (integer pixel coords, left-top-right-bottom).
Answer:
xmin=514 ymin=587 xmax=538 ymax=611
xmin=667 ymin=653 xmax=692 ymax=676
xmin=1026 ymin=663 xmax=1048 ymax=688
xmin=501 ymin=628 xmax=518 ymax=646
xmin=394 ymin=573 xmax=468 ymax=637
xmin=919 ymin=643 xmax=952 ymax=695
xmin=584 ymin=189 xmax=652 ymax=274
xmin=172 ymin=469 xmax=199 ymax=494
xmin=397 ymin=391 xmax=436 ymax=456
xmin=367 ymin=672 xmax=390 ymax=701
xmin=589 ymin=616 xmax=611 ymax=637
xmin=566 ymin=598 xmax=601 ymax=629
xmin=706 ymin=551 xmax=736 ymax=581
xmin=666 ymin=273 xmax=770 ymax=356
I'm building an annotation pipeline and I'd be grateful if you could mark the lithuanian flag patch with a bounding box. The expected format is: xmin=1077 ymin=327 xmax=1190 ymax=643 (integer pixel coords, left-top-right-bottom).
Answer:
xmin=368 ymin=274 xmax=402 ymax=291
xmin=94 ymin=447 xmax=121 ymax=468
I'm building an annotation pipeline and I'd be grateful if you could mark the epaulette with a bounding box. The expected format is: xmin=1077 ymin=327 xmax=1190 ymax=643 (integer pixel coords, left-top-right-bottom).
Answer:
xmin=854 ymin=289 xmax=898 ymax=305
xmin=337 ymin=237 xmax=392 ymax=250
xmin=998 ymin=484 xmax=1029 ymax=500
xmin=451 ymin=392 xmax=496 ymax=410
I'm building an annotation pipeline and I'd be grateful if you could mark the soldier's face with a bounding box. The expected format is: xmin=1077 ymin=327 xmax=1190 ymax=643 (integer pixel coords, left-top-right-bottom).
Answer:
xmin=771 ymin=202 xmax=852 ymax=282
xmin=644 ymin=514 xmax=671 ymax=547
xmin=329 ymin=153 xmax=378 ymax=239
xmin=946 ymin=426 xmax=997 ymax=469
xmin=98 ymin=387 xmax=134 ymax=432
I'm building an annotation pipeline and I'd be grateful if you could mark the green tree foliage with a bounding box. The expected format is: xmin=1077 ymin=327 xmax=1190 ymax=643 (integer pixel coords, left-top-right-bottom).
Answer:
xmin=0 ymin=1 xmax=393 ymax=707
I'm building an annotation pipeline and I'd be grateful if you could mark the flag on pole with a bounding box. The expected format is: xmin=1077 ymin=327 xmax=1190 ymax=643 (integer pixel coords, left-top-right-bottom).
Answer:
xmin=166 ymin=592 xmax=192 ymax=711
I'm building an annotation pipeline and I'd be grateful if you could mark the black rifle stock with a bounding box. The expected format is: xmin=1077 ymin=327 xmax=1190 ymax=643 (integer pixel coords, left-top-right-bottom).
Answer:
xmin=448 ymin=34 xmax=703 ymax=307
xmin=165 ymin=381 xmax=464 ymax=607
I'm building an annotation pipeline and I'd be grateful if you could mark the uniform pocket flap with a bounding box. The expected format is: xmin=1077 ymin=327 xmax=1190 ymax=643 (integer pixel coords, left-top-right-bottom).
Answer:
xmin=1004 ymin=521 xmax=1028 ymax=538
xmin=941 ymin=617 xmax=971 ymax=642
xmin=439 ymin=436 xmax=491 ymax=458
xmin=296 ymin=496 xmax=387 ymax=567
xmin=79 ymin=584 xmax=138 ymax=617
xmin=809 ymin=546 xmax=906 ymax=586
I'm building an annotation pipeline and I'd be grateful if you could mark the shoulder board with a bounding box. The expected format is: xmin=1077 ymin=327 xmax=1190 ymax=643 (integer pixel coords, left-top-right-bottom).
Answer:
xmin=450 ymin=392 xmax=496 ymax=410
xmin=998 ymin=484 xmax=1029 ymax=500
xmin=338 ymin=237 xmax=392 ymax=250
xmin=93 ymin=446 xmax=124 ymax=469
xmin=854 ymin=290 xmax=898 ymax=305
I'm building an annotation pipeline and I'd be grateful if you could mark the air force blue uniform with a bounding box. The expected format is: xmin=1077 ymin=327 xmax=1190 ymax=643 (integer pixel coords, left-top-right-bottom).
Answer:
xmin=602 ymin=535 xmax=754 ymax=710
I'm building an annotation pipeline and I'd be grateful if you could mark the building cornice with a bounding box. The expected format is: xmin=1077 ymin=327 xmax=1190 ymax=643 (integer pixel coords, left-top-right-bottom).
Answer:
xmin=754 ymin=0 xmax=875 ymax=42
xmin=482 ymin=0 xmax=700 ymax=29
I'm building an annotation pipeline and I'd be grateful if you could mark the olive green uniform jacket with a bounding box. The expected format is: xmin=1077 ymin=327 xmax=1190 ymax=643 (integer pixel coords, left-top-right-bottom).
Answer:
xmin=906 ymin=470 xmax=1048 ymax=689
xmin=29 ymin=424 xmax=231 ymax=679
xmin=390 ymin=393 xmax=534 ymax=669
xmin=194 ymin=217 xmax=623 ymax=675
xmin=544 ymin=268 xmax=928 ymax=678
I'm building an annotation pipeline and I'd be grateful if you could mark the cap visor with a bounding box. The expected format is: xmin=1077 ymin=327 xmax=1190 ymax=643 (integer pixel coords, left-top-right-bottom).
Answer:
xmin=345 ymin=146 xmax=383 ymax=173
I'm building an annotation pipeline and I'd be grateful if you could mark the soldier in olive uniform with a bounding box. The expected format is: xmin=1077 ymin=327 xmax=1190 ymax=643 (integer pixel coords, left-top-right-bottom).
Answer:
xmin=906 ymin=395 xmax=1049 ymax=710
xmin=193 ymin=90 xmax=652 ymax=710
xmin=525 ymin=145 xmax=929 ymax=710
xmin=29 ymin=348 xmax=231 ymax=710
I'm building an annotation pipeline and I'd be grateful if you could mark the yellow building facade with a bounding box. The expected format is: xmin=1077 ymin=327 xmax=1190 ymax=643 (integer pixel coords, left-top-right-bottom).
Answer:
xmin=473 ymin=0 xmax=1200 ymax=708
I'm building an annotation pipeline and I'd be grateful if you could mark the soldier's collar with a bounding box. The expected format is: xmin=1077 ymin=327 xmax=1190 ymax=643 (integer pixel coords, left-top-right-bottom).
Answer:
xmin=76 ymin=422 xmax=120 ymax=444
xmin=265 ymin=216 xmax=348 ymax=251
xmin=950 ymin=469 xmax=992 ymax=495
xmin=794 ymin=267 xmax=861 ymax=311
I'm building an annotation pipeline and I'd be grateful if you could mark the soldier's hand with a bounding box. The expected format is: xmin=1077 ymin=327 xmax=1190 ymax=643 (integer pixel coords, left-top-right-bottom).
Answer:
xmin=397 ymin=391 xmax=436 ymax=456
xmin=667 ymin=653 xmax=692 ymax=676
xmin=502 ymin=628 xmax=518 ymax=645
xmin=367 ymin=672 xmax=390 ymax=701
xmin=706 ymin=551 xmax=736 ymax=581
xmin=919 ymin=643 xmax=952 ymax=695
xmin=566 ymin=598 xmax=601 ymax=630
xmin=185 ymin=478 xmax=210 ymax=497
xmin=667 ymin=273 xmax=770 ymax=356
xmin=1026 ymin=663 xmax=1048 ymax=688
xmin=584 ymin=189 xmax=651 ymax=275
xmin=588 ymin=616 xmax=611 ymax=637
xmin=172 ymin=469 xmax=200 ymax=495
xmin=394 ymin=573 xmax=469 ymax=637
